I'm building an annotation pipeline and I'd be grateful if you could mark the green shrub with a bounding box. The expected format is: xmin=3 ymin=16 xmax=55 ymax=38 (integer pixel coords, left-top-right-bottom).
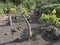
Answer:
xmin=50 ymin=14 xmax=57 ymax=23
xmin=55 ymin=18 xmax=60 ymax=27
xmin=40 ymin=4 xmax=60 ymax=14
xmin=10 ymin=8 xmax=16 ymax=13
xmin=20 ymin=7 xmax=30 ymax=17
xmin=41 ymin=9 xmax=51 ymax=14
xmin=38 ymin=14 xmax=60 ymax=27
xmin=0 ymin=9 xmax=4 ymax=15
xmin=55 ymin=21 xmax=60 ymax=27
xmin=38 ymin=14 xmax=50 ymax=23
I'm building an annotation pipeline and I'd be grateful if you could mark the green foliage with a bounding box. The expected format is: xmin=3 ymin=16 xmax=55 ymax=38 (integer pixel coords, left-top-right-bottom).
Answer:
xmin=0 ymin=9 xmax=4 ymax=15
xmin=40 ymin=4 xmax=60 ymax=14
xmin=41 ymin=9 xmax=51 ymax=14
xmin=38 ymin=14 xmax=60 ymax=27
xmin=22 ymin=0 xmax=36 ymax=10
xmin=55 ymin=21 xmax=60 ymax=27
xmin=50 ymin=14 xmax=57 ymax=23
xmin=0 ymin=0 xmax=60 ymax=17
xmin=55 ymin=18 xmax=60 ymax=27
xmin=38 ymin=14 xmax=50 ymax=23
xmin=0 ymin=2 xmax=5 ymax=15
xmin=41 ymin=4 xmax=60 ymax=9
xmin=21 ymin=7 xmax=30 ymax=17
xmin=10 ymin=8 xmax=16 ymax=13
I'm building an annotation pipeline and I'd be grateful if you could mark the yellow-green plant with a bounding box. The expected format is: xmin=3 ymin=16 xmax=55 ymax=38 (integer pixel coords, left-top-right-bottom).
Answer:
xmin=55 ymin=18 xmax=60 ymax=27
xmin=38 ymin=14 xmax=60 ymax=27
xmin=52 ymin=9 xmax=56 ymax=14
xmin=0 ymin=9 xmax=4 ymax=15
xmin=38 ymin=14 xmax=50 ymax=23
xmin=10 ymin=8 xmax=16 ymax=13
xmin=50 ymin=14 xmax=57 ymax=23
xmin=21 ymin=7 xmax=30 ymax=17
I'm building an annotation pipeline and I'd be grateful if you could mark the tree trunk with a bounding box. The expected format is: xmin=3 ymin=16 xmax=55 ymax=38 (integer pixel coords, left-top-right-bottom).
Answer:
xmin=22 ymin=14 xmax=32 ymax=38
xmin=8 ymin=14 xmax=12 ymax=26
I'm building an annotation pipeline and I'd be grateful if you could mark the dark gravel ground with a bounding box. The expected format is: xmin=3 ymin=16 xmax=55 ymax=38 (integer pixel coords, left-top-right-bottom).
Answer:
xmin=0 ymin=17 xmax=60 ymax=45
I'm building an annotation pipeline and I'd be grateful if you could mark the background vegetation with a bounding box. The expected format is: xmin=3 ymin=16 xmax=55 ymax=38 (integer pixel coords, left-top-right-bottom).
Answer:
xmin=0 ymin=0 xmax=60 ymax=27
xmin=0 ymin=0 xmax=60 ymax=16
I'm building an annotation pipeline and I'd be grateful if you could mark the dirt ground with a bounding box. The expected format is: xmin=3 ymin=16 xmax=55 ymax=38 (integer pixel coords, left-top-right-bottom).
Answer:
xmin=0 ymin=17 xmax=60 ymax=45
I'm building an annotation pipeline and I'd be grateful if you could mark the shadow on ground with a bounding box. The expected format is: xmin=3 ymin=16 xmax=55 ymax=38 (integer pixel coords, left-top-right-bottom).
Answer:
xmin=42 ymin=32 xmax=60 ymax=45
xmin=0 ymin=25 xmax=10 ymax=27
xmin=0 ymin=38 xmax=29 ymax=45
xmin=46 ymin=40 xmax=60 ymax=45
xmin=31 ymin=26 xmax=45 ymax=41
xmin=31 ymin=26 xmax=60 ymax=45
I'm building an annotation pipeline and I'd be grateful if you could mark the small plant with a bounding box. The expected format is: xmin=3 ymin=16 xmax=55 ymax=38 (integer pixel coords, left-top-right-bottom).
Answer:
xmin=0 ymin=9 xmax=5 ymax=16
xmin=40 ymin=4 xmax=60 ymax=14
xmin=38 ymin=13 xmax=60 ymax=27
xmin=52 ymin=9 xmax=56 ymax=14
xmin=55 ymin=18 xmax=60 ymax=27
xmin=21 ymin=7 xmax=30 ymax=17
xmin=10 ymin=8 xmax=16 ymax=14
xmin=50 ymin=14 xmax=57 ymax=23
xmin=38 ymin=14 xmax=50 ymax=23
